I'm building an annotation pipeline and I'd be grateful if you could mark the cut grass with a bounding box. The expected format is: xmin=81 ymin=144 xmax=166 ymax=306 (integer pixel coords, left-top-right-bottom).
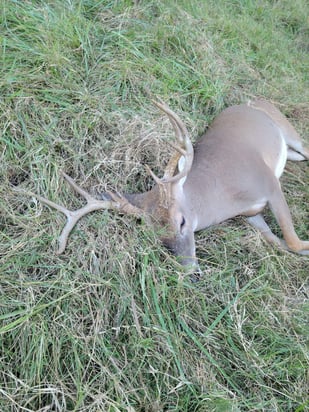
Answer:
xmin=1 ymin=0 xmax=309 ymax=411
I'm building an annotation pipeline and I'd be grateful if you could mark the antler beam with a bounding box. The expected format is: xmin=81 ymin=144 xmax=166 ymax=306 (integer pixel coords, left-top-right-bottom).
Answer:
xmin=151 ymin=99 xmax=194 ymax=183
xmin=21 ymin=172 xmax=144 ymax=254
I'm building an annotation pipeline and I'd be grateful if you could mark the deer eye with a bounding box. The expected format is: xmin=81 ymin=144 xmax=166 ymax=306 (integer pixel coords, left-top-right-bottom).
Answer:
xmin=180 ymin=216 xmax=186 ymax=230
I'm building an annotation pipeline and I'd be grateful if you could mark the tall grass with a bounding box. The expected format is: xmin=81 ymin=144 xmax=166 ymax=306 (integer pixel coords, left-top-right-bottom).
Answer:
xmin=1 ymin=0 xmax=308 ymax=411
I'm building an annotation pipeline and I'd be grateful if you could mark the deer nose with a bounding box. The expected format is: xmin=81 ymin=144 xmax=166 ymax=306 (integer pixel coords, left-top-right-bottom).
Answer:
xmin=179 ymin=257 xmax=202 ymax=282
xmin=190 ymin=266 xmax=203 ymax=283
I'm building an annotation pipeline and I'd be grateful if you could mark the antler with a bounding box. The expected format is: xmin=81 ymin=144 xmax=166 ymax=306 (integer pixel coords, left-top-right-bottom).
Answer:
xmin=151 ymin=99 xmax=194 ymax=183
xmin=17 ymin=101 xmax=193 ymax=252
xmin=19 ymin=172 xmax=145 ymax=254
xmin=146 ymin=100 xmax=194 ymax=208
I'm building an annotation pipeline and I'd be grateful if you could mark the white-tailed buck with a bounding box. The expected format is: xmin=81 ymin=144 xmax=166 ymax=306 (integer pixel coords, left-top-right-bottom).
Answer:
xmin=26 ymin=99 xmax=309 ymax=273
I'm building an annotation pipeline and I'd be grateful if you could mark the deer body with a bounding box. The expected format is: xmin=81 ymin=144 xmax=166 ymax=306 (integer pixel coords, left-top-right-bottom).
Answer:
xmin=26 ymin=99 xmax=309 ymax=273
xmin=183 ymin=102 xmax=290 ymax=228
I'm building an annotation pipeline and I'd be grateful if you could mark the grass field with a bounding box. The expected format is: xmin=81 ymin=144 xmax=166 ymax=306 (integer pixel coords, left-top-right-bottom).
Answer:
xmin=1 ymin=0 xmax=309 ymax=411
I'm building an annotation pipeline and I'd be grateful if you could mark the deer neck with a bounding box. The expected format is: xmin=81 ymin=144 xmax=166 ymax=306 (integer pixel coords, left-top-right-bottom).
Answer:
xmin=123 ymin=186 xmax=162 ymax=215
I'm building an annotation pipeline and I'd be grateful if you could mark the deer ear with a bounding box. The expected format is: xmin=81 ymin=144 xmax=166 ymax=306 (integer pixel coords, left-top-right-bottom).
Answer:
xmin=177 ymin=155 xmax=187 ymax=187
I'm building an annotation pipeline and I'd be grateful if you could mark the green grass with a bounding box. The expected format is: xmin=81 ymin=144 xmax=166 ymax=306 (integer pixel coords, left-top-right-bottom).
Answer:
xmin=1 ymin=0 xmax=309 ymax=411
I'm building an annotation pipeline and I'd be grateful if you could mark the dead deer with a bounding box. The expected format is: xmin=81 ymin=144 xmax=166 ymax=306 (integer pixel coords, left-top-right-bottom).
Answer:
xmin=25 ymin=99 xmax=309 ymax=274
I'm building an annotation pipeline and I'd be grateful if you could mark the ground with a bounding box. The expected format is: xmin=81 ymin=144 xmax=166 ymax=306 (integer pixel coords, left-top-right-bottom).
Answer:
xmin=0 ymin=1 xmax=308 ymax=411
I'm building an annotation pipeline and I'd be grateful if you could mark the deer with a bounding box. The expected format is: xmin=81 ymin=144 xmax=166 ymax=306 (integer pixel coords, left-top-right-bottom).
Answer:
xmin=23 ymin=99 xmax=309 ymax=275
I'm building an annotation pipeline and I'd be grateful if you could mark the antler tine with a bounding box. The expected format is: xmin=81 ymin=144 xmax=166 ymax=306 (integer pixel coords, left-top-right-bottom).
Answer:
xmin=153 ymin=99 xmax=189 ymax=143
xmin=60 ymin=171 xmax=95 ymax=201
xmin=152 ymin=99 xmax=194 ymax=183
xmin=145 ymin=164 xmax=164 ymax=186
xmin=18 ymin=173 xmax=144 ymax=254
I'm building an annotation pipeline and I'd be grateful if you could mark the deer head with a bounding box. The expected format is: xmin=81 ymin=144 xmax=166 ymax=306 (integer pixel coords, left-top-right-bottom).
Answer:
xmin=136 ymin=101 xmax=197 ymax=269
xmin=22 ymin=100 xmax=199 ymax=274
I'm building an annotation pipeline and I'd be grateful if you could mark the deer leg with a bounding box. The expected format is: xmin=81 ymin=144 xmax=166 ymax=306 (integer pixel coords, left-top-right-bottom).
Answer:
xmin=286 ymin=138 xmax=309 ymax=161
xmin=287 ymin=148 xmax=309 ymax=161
xmin=267 ymin=179 xmax=309 ymax=255
xmin=246 ymin=214 xmax=286 ymax=249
